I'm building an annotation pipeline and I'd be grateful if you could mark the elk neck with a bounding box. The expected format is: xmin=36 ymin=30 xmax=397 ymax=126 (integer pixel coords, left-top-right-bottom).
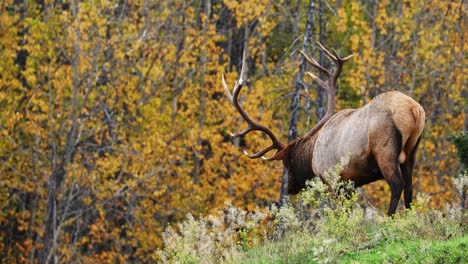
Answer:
xmin=284 ymin=134 xmax=318 ymax=194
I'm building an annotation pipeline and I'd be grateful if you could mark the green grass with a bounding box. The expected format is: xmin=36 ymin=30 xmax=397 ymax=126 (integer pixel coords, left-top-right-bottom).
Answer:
xmin=238 ymin=234 xmax=468 ymax=264
xmin=341 ymin=235 xmax=468 ymax=264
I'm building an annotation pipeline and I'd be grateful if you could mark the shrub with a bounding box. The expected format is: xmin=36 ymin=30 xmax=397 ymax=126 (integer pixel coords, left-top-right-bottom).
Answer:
xmin=450 ymin=132 xmax=468 ymax=168
xmin=157 ymin=204 xmax=268 ymax=263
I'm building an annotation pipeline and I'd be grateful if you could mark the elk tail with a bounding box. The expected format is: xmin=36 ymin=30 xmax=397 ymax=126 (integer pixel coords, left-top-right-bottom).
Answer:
xmin=398 ymin=152 xmax=406 ymax=164
xmin=397 ymin=104 xmax=425 ymax=164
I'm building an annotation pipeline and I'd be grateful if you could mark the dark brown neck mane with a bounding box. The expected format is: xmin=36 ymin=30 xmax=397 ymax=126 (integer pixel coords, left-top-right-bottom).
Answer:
xmin=284 ymin=135 xmax=317 ymax=194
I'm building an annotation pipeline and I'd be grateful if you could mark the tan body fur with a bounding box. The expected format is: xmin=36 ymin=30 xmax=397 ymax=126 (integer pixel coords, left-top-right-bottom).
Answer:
xmin=281 ymin=91 xmax=425 ymax=215
xmin=313 ymin=91 xmax=425 ymax=179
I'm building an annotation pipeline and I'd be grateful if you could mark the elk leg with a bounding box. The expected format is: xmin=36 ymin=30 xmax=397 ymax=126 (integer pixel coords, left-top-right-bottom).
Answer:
xmin=400 ymin=135 xmax=422 ymax=209
xmin=377 ymin=160 xmax=404 ymax=216
xmin=373 ymin=129 xmax=404 ymax=216
xmin=400 ymin=161 xmax=414 ymax=209
xmin=386 ymin=177 xmax=403 ymax=216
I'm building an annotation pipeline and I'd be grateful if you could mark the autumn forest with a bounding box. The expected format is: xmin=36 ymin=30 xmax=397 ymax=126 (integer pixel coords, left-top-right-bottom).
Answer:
xmin=0 ymin=0 xmax=467 ymax=262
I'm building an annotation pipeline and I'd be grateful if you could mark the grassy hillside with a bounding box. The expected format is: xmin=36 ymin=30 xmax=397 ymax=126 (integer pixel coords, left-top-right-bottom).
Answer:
xmin=239 ymin=220 xmax=468 ymax=264
xmin=158 ymin=169 xmax=468 ymax=263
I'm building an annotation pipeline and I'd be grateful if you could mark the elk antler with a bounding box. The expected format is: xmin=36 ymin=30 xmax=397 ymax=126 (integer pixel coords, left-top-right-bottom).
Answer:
xmin=222 ymin=51 xmax=286 ymax=159
xmin=300 ymin=42 xmax=353 ymax=138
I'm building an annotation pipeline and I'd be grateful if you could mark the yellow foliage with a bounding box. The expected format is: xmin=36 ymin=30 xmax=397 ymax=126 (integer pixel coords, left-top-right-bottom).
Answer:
xmin=0 ymin=0 xmax=465 ymax=262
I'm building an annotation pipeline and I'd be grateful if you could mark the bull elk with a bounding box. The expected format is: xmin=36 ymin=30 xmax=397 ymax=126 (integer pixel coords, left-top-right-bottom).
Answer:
xmin=222 ymin=43 xmax=425 ymax=216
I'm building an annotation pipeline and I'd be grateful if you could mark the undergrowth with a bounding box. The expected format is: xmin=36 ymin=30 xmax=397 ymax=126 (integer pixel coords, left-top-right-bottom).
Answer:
xmin=158 ymin=163 xmax=468 ymax=263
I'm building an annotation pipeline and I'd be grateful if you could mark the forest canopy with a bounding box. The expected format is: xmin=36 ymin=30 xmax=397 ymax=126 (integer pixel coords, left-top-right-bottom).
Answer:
xmin=0 ymin=0 xmax=466 ymax=262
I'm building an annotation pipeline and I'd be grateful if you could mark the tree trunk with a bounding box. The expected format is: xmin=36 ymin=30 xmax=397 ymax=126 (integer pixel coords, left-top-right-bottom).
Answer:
xmin=317 ymin=0 xmax=326 ymax=120
xmin=280 ymin=0 xmax=316 ymax=203
xmin=40 ymin=167 xmax=65 ymax=264
xmin=461 ymin=101 xmax=468 ymax=210
xmin=40 ymin=2 xmax=81 ymax=261
xmin=193 ymin=0 xmax=211 ymax=184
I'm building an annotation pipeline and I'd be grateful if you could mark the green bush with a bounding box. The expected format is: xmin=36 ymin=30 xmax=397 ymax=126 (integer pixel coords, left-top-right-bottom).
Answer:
xmin=451 ymin=131 xmax=468 ymax=169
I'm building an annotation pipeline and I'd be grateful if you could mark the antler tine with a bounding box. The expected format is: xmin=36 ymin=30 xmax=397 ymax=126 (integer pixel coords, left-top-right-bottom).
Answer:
xmin=244 ymin=144 xmax=275 ymax=159
xmin=222 ymin=50 xmax=248 ymax=103
xmin=317 ymin=42 xmax=338 ymax=61
xmin=222 ymin=74 xmax=233 ymax=102
xmin=300 ymin=50 xmax=332 ymax=77
xmin=306 ymin=72 xmax=327 ymax=90
xmin=239 ymin=50 xmax=247 ymax=83
xmin=224 ymin=50 xmax=286 ymax=159
xmin=331 ymin=48 xmax=340 ymax=61
xmin=232 ymin=50 xmax=248 ymax=98
xmin=302 ymin=43 xmax=353 ymax=138
xmin=341 ymin=54 xmax=354 ymax=62
xmin=331 ymin=47 xmax=354 ymax=62
xmin=229 ymin=126 xmax=252 ymax=138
